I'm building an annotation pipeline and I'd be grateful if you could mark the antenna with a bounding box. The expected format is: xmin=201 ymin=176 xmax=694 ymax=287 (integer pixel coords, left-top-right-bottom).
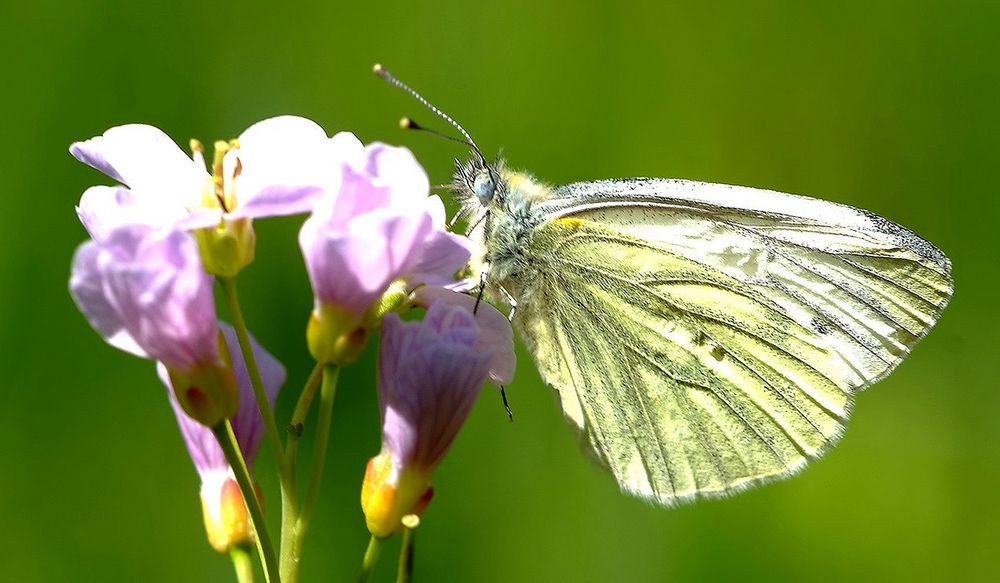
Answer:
xmin=399 ymin=117 xmax=478 ymax=151
xmin=374 ymin=63 xmax=487 ymax=167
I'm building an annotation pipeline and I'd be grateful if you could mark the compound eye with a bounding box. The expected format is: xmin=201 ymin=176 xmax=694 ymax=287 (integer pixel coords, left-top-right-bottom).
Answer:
xmin=472 ymin=171 xmax=496 ymax=204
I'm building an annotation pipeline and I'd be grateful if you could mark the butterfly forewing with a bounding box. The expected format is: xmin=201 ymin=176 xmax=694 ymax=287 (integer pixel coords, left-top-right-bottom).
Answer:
xmin=511 ymin=179 xmax=952 ymax=505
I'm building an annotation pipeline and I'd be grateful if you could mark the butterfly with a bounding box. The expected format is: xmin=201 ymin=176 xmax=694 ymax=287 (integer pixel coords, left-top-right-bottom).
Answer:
xmin=376 ymin=65 xmax=954 ymax=506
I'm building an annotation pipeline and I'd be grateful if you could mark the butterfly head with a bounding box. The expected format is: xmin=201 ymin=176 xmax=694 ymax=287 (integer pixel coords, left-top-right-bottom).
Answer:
xmin=452 ymin=155 xmax=509 ymax=210
xmin=472 ymin=167 xmax=497 ymax=204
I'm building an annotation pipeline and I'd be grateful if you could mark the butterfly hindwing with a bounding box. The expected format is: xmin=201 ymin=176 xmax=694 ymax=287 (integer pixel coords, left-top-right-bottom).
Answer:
xmin=511 ymin=180 xmax=952 ymax=505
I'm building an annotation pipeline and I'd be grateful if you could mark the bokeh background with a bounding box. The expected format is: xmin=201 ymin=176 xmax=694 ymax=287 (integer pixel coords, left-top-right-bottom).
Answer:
xmin=2 ymin=1 xmax=997 ymax=581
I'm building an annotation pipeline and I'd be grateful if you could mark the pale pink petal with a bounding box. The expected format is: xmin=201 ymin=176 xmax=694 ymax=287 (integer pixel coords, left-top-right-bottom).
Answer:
xmin=413 ymin=286 xmax=516 ymax=385
xmin=362 ymin=144 xmax=430 ymax=207
xmin=378 ymin=303 xmax=491 ymax=471
xmin=404 ymin=197 xmax=475 ymax=286
xmin=70 ymin=241 xmax=148 ymax=357
xmin=77 ymin=185 xmax=195 ymax=240
xmin=300 ymin=209 xmax=432 ymax=312
xmin=229 ymin=117 xmax=359 ymax=219
xmin=70 ymin=124 xmax=207 ymax=207
xmin=69 ymin=225 xmax=218 ymax=371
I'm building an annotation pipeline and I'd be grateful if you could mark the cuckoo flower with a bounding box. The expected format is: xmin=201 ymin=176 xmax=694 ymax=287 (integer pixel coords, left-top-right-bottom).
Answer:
xmin=360 ymin=298 xmax=515 ymax=537
xmin=300 ymin=142 xmax=473 ymax=364
xmin=71 ymin=116 xmax=355 ymax=275
xmin=162 ymin=323 xmax=286 ymax=553
xmin=69 ymin=225 xmax=235 ymax=425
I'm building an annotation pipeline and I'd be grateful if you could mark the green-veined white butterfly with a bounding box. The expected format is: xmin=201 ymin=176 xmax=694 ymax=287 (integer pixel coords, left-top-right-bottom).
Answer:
xmin=376 ymin=65 xmax=953 ymax=506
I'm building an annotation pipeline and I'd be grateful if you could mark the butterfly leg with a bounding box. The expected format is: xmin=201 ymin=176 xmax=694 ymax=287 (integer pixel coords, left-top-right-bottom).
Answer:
xmin=473 ymin=271 xmax=487 ymax=315
xmin=500 ymin=386 xmax=513 ymax=422
xmin=447 ymin=206 xmax=469 ymax=229
xmin=498 ymin=284 xmax=518 ymax=322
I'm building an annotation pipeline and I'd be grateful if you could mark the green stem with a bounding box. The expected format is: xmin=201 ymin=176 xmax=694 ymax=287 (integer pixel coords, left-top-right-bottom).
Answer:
xmin=397 ymin=524 xmax=415 ymax=583
xmin=281 ymin=364 xmax=340 ymax=583
xmin=230 ymin=544 xmax=256 ymax=583
xmin=212 ymin=421 xmax=279 ymax=583
xmin=359 ymin=535 xmax=384 ymax=583
xmin=299 ymin=364 xmax=339 ymax=531
xmin=278 ymin=362 xmax=323 ymax=583
xmin=279 ymin=486 xmax=299 ymax=583
xmin=286 ymin=362 xmax=325 ymax=475
xmin=219 ymin=276 xmax=288 ymax=479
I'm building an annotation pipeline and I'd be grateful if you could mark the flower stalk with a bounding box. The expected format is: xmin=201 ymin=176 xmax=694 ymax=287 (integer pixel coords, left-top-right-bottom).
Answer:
xmin=397 ymin=515 xmax=419 ymax=583
xmin=212 ymin=420 xmax=279 ymax=583
xmin=279 ymin=364 xmax=340 ymax=583
xmin=359 ymin=535 xmax=384 ymax=583
xmin=220 ymin=276 xmax=289 ymax=479
xmin=230 ymin=544 xmax=256 ymax=583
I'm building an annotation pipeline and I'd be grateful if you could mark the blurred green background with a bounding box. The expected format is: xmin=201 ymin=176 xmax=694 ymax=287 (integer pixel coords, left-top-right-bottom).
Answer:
xmin=2 ymin=0 xmax=997 ymax=581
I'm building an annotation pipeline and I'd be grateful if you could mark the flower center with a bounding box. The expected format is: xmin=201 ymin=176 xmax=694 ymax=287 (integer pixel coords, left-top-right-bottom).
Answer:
xmin=190 ymin=138 xmax=242 ymax=214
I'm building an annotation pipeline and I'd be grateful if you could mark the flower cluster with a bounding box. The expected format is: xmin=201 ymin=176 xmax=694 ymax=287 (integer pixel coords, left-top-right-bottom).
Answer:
xmin=67 ymin=115 xmax=516 ymax=573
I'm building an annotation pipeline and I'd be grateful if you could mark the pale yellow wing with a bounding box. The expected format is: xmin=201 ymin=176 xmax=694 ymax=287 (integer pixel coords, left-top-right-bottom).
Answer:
xmin=513 ymin=186 xmax=952 ymax=505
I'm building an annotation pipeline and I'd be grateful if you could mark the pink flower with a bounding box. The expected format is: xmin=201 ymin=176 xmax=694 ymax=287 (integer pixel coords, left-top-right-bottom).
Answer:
xmin=360 ymin=298 xmax=515 ymax=537
xmin=300 ymin=142 xmax=473 ymax=364
xmin=71 ymin=116 xmax=350 ymax=238
xmin=162 ymin=323 xmax=286 ymax=553
xmin=69 ymin=225 xmax=236 ymax=425
xmin=71 ymin=116 xmax=357 ymax=276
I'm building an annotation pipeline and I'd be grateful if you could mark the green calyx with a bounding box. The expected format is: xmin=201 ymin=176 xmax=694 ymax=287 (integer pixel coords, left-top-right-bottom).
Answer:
xmin=195 ymin=217 xmax=256 ymax=278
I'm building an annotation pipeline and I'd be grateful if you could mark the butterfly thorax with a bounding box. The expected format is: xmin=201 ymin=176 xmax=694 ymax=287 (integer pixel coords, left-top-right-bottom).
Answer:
xmin=451 ymin=157 xmax=554 ymax=297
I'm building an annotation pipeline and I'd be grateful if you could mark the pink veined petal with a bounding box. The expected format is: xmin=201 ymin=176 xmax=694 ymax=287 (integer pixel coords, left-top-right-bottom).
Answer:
xmin=69 ymin=240 xmax=148 ymax=357
xmin=329 ymin=164 xmax=395 ymax=222
xmin=70 ymin=124 xmax=208 ymax=208
xmin=300 ymin=208 xmax=432 ymax=312
xmin=131 ymin=228 xmax=219 ymax=369
xmin=403 ymin=232 xmax=473 ymax=287
xmin=377 ymin=305 xmax=492 ymax=471
xmin=412 ymin=286 xmax=516 ymax=385
xmin=345 ymin=209 xmax=432 ymax=289
xmin=72 ymin=225 xmax=218 ymax=370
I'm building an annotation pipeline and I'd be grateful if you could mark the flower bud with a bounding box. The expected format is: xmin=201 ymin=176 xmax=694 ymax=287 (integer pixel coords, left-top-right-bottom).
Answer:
xmin=201 ymin=471 xmax=263 ymax=553
xmin=361 ymin=450 xmax=434 ymax=538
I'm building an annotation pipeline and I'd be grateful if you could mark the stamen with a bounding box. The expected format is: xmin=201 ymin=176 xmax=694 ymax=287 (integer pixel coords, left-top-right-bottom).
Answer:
xmin=189 ymin=139 xmax=207 ymax=171
xmin=211 ymin=140 xmax=230 ymax=212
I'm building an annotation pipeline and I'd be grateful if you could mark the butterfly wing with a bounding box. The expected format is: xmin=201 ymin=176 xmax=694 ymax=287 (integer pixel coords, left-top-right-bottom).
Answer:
xmin=512 ymin=178 xmax=952 ymax=505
